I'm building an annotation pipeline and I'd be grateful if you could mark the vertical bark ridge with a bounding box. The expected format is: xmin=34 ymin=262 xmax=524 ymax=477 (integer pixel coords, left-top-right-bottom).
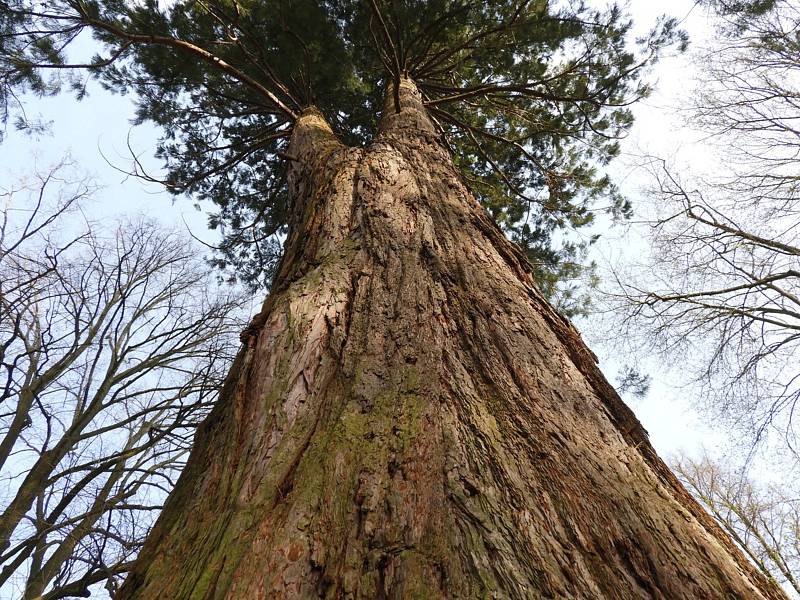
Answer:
xmin=119 ymin=82 xmax=787 ymax=599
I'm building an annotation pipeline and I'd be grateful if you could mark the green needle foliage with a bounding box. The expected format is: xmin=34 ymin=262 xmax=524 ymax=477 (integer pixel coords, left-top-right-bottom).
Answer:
xmin=0 ymin=0 xmax=686 ymax=315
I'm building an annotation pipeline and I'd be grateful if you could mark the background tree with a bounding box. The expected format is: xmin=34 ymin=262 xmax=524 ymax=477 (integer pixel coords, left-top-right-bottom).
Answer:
xmin=607 ymin=0 xmax=800 ymax=459
xmin=0 ymin=2 xmax=786 ymax=599
xmin=672 ymin=453 xmax=800 ymax=597
xmin=0 ymin=161 xmax=244 ymax=599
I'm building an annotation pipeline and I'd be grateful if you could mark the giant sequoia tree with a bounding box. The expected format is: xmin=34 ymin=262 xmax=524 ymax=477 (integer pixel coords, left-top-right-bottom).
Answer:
xmin=0 ymin=1 xmax=790 ymax=598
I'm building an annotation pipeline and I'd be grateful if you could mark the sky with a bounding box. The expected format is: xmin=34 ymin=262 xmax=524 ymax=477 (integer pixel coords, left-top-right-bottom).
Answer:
xmin=0 ymin=1 xmax=728 ymax=462
xmin=575 ymin=0 xmax=749 ymax=461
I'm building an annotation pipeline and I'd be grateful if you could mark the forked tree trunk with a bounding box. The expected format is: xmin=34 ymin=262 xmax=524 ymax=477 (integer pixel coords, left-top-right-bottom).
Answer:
xmin=119 ymin=80 xmax=786 ymax=599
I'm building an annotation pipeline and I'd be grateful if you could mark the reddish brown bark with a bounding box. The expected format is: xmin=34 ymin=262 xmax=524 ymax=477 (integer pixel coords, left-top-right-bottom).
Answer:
xmin=119 ymin=79 xmax=787 ymax=599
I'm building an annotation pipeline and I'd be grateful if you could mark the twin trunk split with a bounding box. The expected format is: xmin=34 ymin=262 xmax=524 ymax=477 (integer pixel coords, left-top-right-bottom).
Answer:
xmin=119 ymin=79 xmax=785 ymax=599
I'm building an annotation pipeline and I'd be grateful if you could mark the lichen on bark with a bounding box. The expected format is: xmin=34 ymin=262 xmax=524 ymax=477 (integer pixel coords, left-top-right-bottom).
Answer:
xmin=118 ymin=79 xmax=787 ymax=600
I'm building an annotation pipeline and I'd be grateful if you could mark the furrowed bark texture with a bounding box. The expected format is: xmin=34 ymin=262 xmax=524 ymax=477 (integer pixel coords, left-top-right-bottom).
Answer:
xmin=119 ymin=80 xmax=786 ymax=599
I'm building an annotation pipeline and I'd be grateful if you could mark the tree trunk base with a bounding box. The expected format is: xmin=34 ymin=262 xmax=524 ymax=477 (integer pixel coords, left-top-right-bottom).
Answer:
xmin=119 ymin=84 xmax=786 ymax=600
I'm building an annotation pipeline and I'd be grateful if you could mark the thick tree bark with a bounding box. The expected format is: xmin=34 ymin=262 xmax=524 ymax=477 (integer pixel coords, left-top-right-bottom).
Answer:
xmin=119 ymin=80 xmax=786 ymax=599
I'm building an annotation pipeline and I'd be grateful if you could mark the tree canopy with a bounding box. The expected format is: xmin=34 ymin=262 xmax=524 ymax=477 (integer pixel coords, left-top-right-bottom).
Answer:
xmin=1 ymin=0 xmax=685 ymax=314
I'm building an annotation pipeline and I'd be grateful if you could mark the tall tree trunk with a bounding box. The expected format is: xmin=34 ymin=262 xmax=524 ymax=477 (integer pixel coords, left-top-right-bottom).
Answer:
xmin=119 ymin=80 xmax=786 ymax=600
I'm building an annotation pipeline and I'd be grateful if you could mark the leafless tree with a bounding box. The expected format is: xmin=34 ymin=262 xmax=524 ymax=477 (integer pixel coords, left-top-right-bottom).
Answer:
xmin=673 ymin=453 xmax=799 ymax=597
xmin=0 ymin=161 xmax=245 ymax=599
xmin=607 ymin=0 xmax=800 ymax=457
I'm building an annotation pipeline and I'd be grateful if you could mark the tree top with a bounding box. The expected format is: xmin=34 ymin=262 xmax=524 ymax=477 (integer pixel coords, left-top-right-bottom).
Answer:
xmin=0 ymin=0 xmax=685 ymax=312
